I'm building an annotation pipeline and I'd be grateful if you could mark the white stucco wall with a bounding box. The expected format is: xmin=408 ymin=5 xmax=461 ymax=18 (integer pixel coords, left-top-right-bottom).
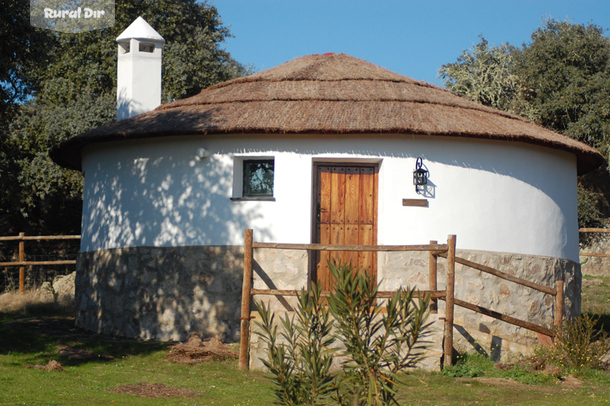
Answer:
xmin=80 ymin=134 xmax=579 ymax=261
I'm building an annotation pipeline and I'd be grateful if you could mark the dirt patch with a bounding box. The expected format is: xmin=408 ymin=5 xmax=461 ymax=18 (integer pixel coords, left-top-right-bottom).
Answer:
xmin=58 ymin=344 xmax=114 ymax=361
xmin=583 ymin=278 xmax=604 ymax=287
xmin=25 ymin=360 xmax=64 ymax=372
xmin=109 ymin=382 xmax=200 ymax=399
xmin=457 ymin=376 xmax=582 ymax=392
xmin=166 ymin=332 xmax=238 ymax=364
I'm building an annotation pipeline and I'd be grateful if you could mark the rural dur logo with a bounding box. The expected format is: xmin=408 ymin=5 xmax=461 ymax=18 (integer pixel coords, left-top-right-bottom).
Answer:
xmin=44 ymin=7 xmax=106 ymax=19
xmin=30 ymin=0 xmax=115 ymax=33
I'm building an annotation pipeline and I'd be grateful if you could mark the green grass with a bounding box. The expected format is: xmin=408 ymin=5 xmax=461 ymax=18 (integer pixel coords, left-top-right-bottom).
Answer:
xmin=396 ymin=370 xmax=610 ymax=406
xmin=2 ymin=280 xmax=610 ymax=406
xmin=0 ymin=320 xmax=271 ymax=405
xmin=582 ymin=275 xmax=610 ymax=334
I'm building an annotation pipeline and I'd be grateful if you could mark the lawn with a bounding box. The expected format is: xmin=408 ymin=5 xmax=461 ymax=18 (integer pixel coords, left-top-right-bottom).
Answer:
xmin=0 ymin=281 xmax=609 ymax=405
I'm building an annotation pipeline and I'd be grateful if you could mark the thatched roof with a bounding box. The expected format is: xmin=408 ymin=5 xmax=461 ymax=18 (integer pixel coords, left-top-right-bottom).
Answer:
xmin=50 ymin=53 xmax=605 ymax=174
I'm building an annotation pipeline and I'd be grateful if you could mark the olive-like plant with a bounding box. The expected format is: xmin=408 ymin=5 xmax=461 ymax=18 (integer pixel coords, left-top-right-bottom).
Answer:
xmin=327 ymin=263 xmax=431 ymax=406
xmin=255 ymin=282 xmax=335 ymax=406
xmin=255 ymin=262 xmax=431 ymax=406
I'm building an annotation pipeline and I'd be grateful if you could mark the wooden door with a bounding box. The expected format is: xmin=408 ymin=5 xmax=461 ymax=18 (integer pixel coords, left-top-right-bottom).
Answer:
xmin=314 ymin=164 xmax=378 ymax=290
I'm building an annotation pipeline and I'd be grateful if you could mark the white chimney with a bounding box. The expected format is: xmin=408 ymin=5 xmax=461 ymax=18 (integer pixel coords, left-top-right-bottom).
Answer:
xmin=116 ymin=17 xmax=165 ymax=121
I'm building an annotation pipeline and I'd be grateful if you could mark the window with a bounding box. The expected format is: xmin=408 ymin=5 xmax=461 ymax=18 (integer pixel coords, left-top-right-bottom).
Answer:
xmin=243 ymin=159 xmax=274 ymax=197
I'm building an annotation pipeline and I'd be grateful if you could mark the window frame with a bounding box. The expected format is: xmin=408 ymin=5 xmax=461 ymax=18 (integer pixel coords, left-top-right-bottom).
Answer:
xmin=230 ymin=156 xmax=276 ymax=201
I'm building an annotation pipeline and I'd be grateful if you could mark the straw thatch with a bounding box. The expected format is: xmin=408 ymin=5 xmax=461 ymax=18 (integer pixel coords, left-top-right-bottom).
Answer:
xmin=50 ymin=53 xmax=604 ymax=174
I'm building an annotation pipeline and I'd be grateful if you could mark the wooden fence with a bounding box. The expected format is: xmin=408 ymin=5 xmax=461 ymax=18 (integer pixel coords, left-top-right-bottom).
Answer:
xmin=239 ymin=229 xmax=564 ymax=370
xmin=0 ymin=233 xmax=80 ymax=293
xmin=579 ymin=228 xmax=610 ymax=258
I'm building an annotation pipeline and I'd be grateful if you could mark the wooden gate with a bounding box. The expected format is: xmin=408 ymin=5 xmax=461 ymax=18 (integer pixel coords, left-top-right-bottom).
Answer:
xmin=313 ymin=163 xmax=378 ymax=290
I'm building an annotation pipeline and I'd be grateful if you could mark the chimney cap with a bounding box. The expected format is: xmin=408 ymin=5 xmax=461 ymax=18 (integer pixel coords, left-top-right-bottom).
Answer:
xmin=116 ymin=16 xmax=165 ymax=43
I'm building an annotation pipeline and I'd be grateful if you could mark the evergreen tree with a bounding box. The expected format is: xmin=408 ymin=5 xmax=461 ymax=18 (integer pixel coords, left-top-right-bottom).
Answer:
xmin=439 ymin=19 xmax=610 ymax=226
xmin=1 ymin=0 xmax=249 ymax=235
xmin=513 ymin=19 xmax=610 ymax=158
xmin=439 ymin=36 xmax=519 ymax=112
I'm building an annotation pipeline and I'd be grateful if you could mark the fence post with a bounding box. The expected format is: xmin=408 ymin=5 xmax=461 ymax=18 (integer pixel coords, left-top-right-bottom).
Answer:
xmin=239 ymin=229 xmax=254 ymax=370
xmin=444 ymin=234 xmax=456 ymax=367
xmin=429 ymin=240 xmax=438 ymax=314
xmin=19 ymin=232 xmax=25 ymax=294
xmin=554 ymin=280 xmax=564 ymax=333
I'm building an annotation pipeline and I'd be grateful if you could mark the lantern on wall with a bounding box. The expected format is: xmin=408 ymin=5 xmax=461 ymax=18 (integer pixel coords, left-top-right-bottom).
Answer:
xmin=413 ymin=157 xmax=429 ymax=194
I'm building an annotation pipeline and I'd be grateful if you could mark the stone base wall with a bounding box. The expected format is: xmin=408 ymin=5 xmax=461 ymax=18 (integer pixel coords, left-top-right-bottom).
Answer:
xmin=580 ymin=232 xmax=610 ymax=276
xmin=382 ymin=249 xmax=580 ymax=360
xmin=76 ymin=246 xmax=244 ymax=341
xmin=252 ymin=248 xmax=580 ymax=366
xmin=77 ymin=245 xmax=579 ymax=365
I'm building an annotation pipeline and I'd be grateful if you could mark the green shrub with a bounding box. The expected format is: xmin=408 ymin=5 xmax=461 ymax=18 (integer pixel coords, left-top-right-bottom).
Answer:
xmin=554 ymin=313 xmax=610 ymax=370
xmin=255 ymin=282 xmax=335 ymax=406
xmin=255 ymin=262 xmax=431 ymax=406
xmin=577 ymin=185 xmax=601 ymax=229
xmin=442 ymin=352 xmax=558 ymax=384
xmin=328 ymin=263 xmax=431 ymax=406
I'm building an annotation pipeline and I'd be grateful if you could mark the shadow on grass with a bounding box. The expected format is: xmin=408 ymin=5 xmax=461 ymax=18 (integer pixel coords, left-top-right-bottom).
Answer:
xmin=0 ymin=303 xmax=168 ymax=367
xmin=585 ymin=312 xmax=610 ymax=335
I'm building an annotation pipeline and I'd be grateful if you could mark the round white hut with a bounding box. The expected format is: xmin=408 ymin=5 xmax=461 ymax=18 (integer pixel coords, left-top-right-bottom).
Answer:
xmin=51 ymin=53 xmax=604 ymax=362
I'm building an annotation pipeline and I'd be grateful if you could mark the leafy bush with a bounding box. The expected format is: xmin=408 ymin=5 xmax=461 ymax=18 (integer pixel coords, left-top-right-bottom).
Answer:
xmin=255 ymin=283 xmax=335 ymax=406
xmin=554 ymin=313 xmax=610 ymax=370
xmin=255 ymin=262 xmax=431 ymax=406
xmin=577 ymin=185 xmax=602 ymax=229
xmin=495 ymin=314 xmax=610 ymax=381
xmin=328 ymin=263 xmax=431 ymax=405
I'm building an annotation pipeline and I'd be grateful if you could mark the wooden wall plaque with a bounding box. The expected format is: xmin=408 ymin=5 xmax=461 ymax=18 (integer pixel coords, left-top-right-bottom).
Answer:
xmin=402 ymin=199 xmax=428 ymax=207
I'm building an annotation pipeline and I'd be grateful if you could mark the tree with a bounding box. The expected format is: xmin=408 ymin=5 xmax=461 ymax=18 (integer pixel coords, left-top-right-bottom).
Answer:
xmin=2 ymin=0 xmax=250 ymax=235
xmin=0 ymin=0 xmax=56 ymax=234
xmin=0 ymin=0 xmax=54 ymax=118
xmin=439 ymin=19 xmax=610 ymax=155
xmin=438 ymin=36 xmax=519 ymax=111
xmin=255 ymin=263 xmax=430 ymax=406
xmin=513 ymin=19 xmax=610 ymax=227
xmin=513 ymin=19 xmax=610 ymax=158
xmin=439 ymin=19 xmax=610 ymax=226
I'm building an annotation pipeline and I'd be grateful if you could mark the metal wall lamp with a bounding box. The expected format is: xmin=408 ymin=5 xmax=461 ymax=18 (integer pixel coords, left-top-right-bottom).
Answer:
xmin=413 ymin=157 xmax=429 ymax=193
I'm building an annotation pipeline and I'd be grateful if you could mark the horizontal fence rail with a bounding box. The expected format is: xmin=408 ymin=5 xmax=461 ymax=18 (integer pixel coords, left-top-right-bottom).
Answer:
xmin=579 ymin=228 xmax=610 ymax=258
xmin=0 ymin=235 xmax=81 ymax=241
xmin=453 ymin=298 xmax=557 ymax=338
xmin=437 ymin=252 xmax=557 ymax=296
xmin=250 ymin=288 xmax=447 ymax=300
xmin=252 ymin=242 xmax=449 ymax=252
xmin=0 ymin=233 xmax=81 ymax=293
xmin=0 ymin=260 xmax=77 ymax=266
xmin=579 ymin=228 xmax=610 ymax=233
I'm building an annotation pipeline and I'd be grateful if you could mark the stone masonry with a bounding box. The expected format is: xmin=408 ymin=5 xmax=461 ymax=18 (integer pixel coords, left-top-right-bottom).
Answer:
xmin=381 ymin=250 xmax=579 ymax=362
xmin=76 ymin=245 xmax=579 ymax=369
xmin=76 ymin=246 xmax=244 ymax=341
xmin=251 ymin=248 xmax=579 ymax=369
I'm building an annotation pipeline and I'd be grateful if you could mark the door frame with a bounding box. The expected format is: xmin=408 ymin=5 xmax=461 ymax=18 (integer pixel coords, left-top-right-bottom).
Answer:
xmin=309 ymin=161 xmax=380 ymax=284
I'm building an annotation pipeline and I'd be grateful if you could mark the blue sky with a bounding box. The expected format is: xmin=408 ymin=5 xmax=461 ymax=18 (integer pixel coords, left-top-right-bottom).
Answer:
xmin=212 ymin=0 xmax=610 ymax=86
